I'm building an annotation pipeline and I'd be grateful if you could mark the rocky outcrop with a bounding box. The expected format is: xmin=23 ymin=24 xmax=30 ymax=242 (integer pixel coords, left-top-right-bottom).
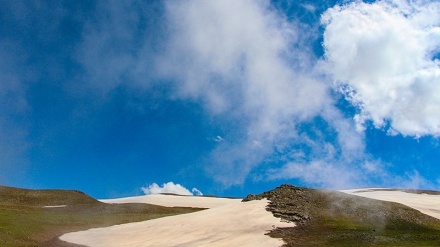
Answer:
xmin=243 ymin=184 xmax=440 ymax=246
xmin=243 ymin=184 xmax=313 ymax=224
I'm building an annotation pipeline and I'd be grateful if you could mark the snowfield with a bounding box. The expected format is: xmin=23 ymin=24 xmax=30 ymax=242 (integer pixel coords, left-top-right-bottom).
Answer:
xmin=60 ymin=189 xmax=440 ymax=246
xmin=60 ymin=194 xmax=294 ymax=247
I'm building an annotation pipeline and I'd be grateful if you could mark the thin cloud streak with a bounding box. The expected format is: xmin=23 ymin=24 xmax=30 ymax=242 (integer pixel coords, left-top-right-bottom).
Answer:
xmin=0 ymin=42 xmax=30 ymax=184
xmin=76 ymin=1 xmax=162 ymax=93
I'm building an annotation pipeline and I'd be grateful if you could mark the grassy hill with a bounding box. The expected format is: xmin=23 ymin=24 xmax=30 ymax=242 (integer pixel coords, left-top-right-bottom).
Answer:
xmin=245 ymin=184 xmax=440 ymax=246
xmin=0 ymin=185 xmax=98 ymax=206
xmin=0 ymin=185 xmax=202 ymax=247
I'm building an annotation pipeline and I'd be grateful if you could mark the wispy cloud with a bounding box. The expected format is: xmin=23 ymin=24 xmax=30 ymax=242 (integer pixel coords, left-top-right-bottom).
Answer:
xmin=268 ymin=160 xmax=361 ymax=189
xmin=141 ymin=182 xmax=203 ymax=196
xmin=75 ymin=1 xmax=161 ymax=92
xmin=158 ymin=0 xmax=358 ymax=187
xmin=321 ymin=0 xmax=440 ymax=137
xmin=212 ymin=136 xmax=224 ymax=143
xmin=0 ymin=41 xmax=30 ymax=184
xmin=73 ymin=0 xmax=364 ymax=189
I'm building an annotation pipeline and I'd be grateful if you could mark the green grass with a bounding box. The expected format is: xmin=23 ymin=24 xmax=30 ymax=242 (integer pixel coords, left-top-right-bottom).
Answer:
xmin=248 ymin=185 xmax=440 ymax=246
xmin=0 ymin=186 xmax=203 ymax=247
xmin=0 ymin=185 xmax=98 ymax=206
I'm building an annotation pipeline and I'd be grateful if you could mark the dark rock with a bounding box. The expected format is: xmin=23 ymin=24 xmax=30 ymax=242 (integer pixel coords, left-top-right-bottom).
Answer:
xmin=242 ymin=184 xmax=312 ymax=224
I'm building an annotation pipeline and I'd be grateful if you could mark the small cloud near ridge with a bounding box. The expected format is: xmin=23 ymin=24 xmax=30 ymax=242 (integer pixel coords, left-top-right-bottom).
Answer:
xmin=142 ymin=182 xmax=203 ymax=196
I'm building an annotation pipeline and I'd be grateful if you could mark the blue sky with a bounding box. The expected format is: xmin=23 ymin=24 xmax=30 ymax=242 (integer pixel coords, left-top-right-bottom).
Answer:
xmin=1 ymin=0 xmax=440 ymax=199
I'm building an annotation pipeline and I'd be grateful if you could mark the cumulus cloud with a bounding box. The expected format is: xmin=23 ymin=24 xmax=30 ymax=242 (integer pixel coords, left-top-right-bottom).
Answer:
xmin=142 ymin=182 xmax=203 ymax=196
xmin=322 ymin=0 xmax=440 ymax=137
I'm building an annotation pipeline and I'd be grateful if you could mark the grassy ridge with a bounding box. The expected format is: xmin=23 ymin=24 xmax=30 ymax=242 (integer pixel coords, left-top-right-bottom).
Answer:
xmin=246 ymin=185 xmax=440 ymax=246
xmin=0 ymin=186 xmax=98 ymax=206
xmin=0 ymin=186 xmax=202 ymax=247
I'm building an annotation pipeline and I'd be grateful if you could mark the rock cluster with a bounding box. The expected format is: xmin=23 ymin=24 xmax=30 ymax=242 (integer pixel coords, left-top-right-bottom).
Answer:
xmin=243 ymin=184 xmax=313 ymax=224
xmin=244 ymin=184 xmax=440 ymax=246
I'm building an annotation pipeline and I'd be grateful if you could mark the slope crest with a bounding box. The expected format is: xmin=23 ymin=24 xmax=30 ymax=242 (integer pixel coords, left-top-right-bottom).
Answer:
xmin=0 ymin=185 xmax=98 ymax=206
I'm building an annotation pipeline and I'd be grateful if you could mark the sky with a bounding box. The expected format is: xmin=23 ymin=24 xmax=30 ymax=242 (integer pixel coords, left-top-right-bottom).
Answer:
xmin=1 ymin=0 xmax=440 ymax=199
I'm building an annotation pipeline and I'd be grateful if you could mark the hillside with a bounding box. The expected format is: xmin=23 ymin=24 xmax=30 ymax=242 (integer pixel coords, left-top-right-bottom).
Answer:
xmin=245 ymin=184 xmax=440 ymax=246
xmin=3 ymin=184 xmax=440 ymax=246
xmin=0 ymin=185 xmax=98 ymax=207
xmin=0 ymin=185 xmax=202 ymax=247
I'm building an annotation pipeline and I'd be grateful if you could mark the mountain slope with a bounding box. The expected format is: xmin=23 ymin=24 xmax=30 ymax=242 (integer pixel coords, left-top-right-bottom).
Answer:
xmin=0 ymin=185 xmax=201 ymax=247
xmin=245 ymin=184 xmax=440 ymax=246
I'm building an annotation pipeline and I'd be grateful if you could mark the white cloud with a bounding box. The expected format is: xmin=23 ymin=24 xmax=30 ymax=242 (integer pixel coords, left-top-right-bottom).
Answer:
xmin=75 ymin=0 xmax=402 ymax=189
xmin=213 ymin=136 xmax=224 ymax=142
xmin=141 ymin=182 xmax=203 ymax=196
xmin=322 ymin=0 xmax=440 ymax=137
xmin=301 ymin=3 xmax=316 ymax=13
xmin=264 ymin=118 xmax=375 ymax=189
xmin=267 ymin=156 xmax=428 ymax=190
xmin=191 ymin=188 xmax=203 ymax=196
xmin=268 ymin=160 xmax=361 ymax=189
xmin=159 ymin=0 xmax=344 ymax=186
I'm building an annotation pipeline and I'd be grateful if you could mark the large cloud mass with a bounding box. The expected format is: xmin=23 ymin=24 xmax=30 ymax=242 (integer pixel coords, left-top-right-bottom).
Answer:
xmin=159 ymin=0 xmax=347 ymax=186
xmin=322 ymin=0 xmax=440 ymax=137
